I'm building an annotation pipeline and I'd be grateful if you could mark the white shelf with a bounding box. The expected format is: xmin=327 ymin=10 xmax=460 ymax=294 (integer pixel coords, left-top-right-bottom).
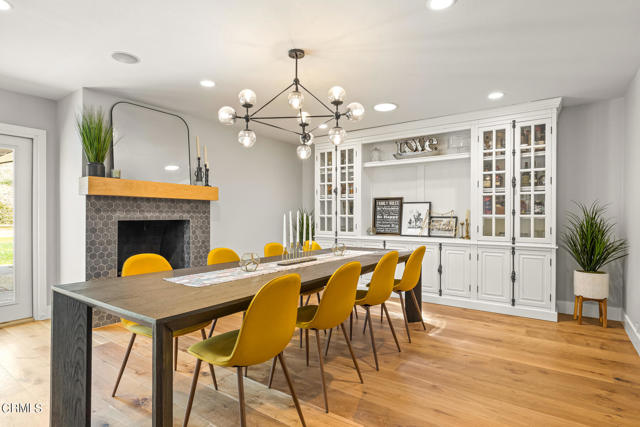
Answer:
xmin=363 ymin=152 xmax=470 ymax=168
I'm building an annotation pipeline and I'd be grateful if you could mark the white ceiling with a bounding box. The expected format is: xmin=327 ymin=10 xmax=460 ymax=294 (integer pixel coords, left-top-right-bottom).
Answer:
xmin=1 ymin=0 xmax=639 ymax=143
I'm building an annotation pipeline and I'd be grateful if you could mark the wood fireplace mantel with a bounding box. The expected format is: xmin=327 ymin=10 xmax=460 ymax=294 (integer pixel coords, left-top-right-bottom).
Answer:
xmin=79 ymin=176 xmax=219 ymax=201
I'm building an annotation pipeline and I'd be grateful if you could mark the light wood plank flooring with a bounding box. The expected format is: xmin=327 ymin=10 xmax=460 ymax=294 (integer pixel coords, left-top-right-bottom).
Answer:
xmin=1 ymin=300 xmax=639 ymax=426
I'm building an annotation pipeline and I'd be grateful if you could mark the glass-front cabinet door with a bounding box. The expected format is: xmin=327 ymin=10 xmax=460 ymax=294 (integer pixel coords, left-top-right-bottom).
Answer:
xmin=479 ymin=125 xmax=511 ymax=240
xmin=315 ymin=147 xmax=335 ymax=235
xmin=516 ymin=120 xmax=551 ymax=242
xmin=337 ymin=145 xmax=358 ymax=234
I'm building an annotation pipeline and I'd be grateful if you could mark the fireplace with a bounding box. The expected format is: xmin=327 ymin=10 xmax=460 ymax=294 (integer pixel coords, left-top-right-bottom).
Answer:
xmin=117 ymin=220 xmax=190 ymax=276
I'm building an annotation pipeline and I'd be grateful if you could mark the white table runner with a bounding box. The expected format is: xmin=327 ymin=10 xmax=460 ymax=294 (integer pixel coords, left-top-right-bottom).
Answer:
xmin=165 ymin=250 xmax=381 ymax=288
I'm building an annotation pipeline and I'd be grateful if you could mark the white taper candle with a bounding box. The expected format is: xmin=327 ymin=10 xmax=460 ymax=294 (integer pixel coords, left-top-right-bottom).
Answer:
xmin=196 ymin=136 xmax=201 ymax=158
xmin=289 ymin=211 xmax=293 ymax=245
xmin=296 ymin=211 xmax=300 ymax=245
xmin=303 ymin=213 xmax=307 ymax=249
xmin=283 ymin=213 xmax=286 ymax=248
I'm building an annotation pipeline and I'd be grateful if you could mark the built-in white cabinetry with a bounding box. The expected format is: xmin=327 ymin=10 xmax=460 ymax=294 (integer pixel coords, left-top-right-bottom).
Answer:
xmin=313 ymin=98 xmax=560 ymax=321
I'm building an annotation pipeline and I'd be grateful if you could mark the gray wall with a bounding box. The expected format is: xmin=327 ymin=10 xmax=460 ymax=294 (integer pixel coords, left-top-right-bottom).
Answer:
xmin=0 ymin=88 xmax=59 ymax=306
xmin=556 ymin=98 xmax=626 ymax=314
xmin=624 ymin=69 xmax=640 ymax=332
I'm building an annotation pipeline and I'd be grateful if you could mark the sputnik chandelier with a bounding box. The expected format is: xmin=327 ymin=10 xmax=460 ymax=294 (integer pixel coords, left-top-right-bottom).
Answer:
xmin=217 ymin=48 xmax=365 ymax=159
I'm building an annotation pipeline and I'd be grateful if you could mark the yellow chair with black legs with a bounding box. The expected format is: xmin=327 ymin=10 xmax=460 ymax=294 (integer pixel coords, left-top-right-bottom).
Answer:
xmin=207 ymin=247 xmax=240 ymax=265
xmin=352 ymin=251 xmax=400 ymax=371
xmin=183 ymin=274 xmax=305 ymax=427
xmin=264 ymin=242 xmax=285 ymax=257
xmin=393 ymin=246 xmax=427 ymax=342
xmin=270 ymin=261 xmax=363 ymax=413
xmin=112 ymin=254 xmax=217 ymax=398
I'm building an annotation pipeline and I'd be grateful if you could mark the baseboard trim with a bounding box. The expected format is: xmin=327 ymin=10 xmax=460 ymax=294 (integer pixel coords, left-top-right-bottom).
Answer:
xmin=624 ymin=312 xmax=640 ymax=357
xmin=556 ymin=299 xmax=622 ymax=321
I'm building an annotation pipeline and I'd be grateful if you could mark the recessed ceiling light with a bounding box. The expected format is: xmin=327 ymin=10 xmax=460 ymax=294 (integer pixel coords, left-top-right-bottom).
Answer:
xmin=200 ymin=80 xmax=215 ymax=88
xmin=0 ymin=0 xmax=12 ymax=11
xmin=319 ymin=123 xmax=328 ymax=129
xmin=164 ymin=165 xmax=180 ymax=171
xmin=374 ymin=103 xmax=397 ymax=112
xmin=427 ymin=0 xmax=456 ymax=10
xmin=111 ymin=51 xmax=140 ymax=64
xmin=488 ymin=91 xmax=504 ymax=100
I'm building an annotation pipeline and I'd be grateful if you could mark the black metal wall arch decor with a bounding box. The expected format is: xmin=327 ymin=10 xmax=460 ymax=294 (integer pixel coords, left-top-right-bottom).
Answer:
xmin=217 ymin=48 xmax=366 ymax=159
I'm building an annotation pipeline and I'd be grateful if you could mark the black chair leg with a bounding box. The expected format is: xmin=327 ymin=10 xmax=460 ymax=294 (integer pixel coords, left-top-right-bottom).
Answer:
xmin=340 ymin=322 xmax=363 ymax=383
xmin=410 ymin=290 xmax=427 ymax=330
xmin=200 ymin=329 xmax=218 ymax=389
xmin=365 ymin=306 xmax=379 ymax=371
xmin=267 ymin=355 xmax=277 ymax=388
xmin=182 ymin=358 xmax=201 ymax=427
xmin=398 ymin=291 xmax=411 ymax=343
xmin=278 ymin=353 xmax=306 ymax=426
xmin=315 ymin=330 xmax=329 ymax=412
xmin=112 ymin=333 xmax=136 ymax=397
xmin=237 ymin=366 xmax=247 ymax=427
xmin=383 ymin=303 xmax=402 ymax=352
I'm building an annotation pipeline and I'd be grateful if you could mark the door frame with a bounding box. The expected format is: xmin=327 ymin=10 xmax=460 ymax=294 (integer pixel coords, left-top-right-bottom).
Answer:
xmin=0 ymin=122 xmax=47 ymax=320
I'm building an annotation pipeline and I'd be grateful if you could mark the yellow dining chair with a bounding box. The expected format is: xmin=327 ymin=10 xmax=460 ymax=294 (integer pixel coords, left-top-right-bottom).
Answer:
xmin=303 ymin=240 xmax=322 ymax=251
xmin=183 ymin=273 xmax=305 ymax=427
xmin=274 ymin=262 xmax=363 ymax=412
xmin=207 ymin=247 xmax=240 ymax=265
xmin=264 ymin=242 xmax=285 ymax=257
xmin=112 ymin=254 xmax=217 ymax=398
xmin=393 ymin=246 xmax=427 ymax=342
xmin=353 ymin=251 xmax=400 ymax=371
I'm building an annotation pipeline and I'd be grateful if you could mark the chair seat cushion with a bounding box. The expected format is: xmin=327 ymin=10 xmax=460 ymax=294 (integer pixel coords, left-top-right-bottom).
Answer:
xmin=296 ymin=304 xmax=319 ymax=328
xmin=355 ymin=289 xmax=369 ymax=305
xmin=391 ymin=279 xmax=403 ymax=292
xmin=188 ymin=329 xmax=239 ymax=366
xmin=121 ymin=318 xmax=211 ymax=338
xmin=301 ymin=286 xmax=324 ymax=296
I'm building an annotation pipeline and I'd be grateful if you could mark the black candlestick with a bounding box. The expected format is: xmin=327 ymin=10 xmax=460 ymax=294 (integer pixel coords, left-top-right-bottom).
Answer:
xmin=204 ymin=165 xmax=210 ymax=187
xmin=194 ymin=157 xmax=204 ymax=185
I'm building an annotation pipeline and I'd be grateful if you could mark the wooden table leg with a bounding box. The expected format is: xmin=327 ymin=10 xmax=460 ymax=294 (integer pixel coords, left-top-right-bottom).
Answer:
xmin=405 ymin=268 xmax=423 ymax=323
xmin=51 ymin=291 xmax=92 ymax=427
xmin=152 ymin=321 xmax=173 ymax=426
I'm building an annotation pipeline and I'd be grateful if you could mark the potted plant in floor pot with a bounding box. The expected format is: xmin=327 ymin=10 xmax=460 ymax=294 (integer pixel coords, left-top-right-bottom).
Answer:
xmin=561 ymin=202 xmax=628 ymax=326
xmin=77 ymin=108 xmax=112 ymax=177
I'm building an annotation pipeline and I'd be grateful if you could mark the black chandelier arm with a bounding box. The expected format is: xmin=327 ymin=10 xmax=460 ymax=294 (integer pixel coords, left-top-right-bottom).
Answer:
xmin=251 ymin=119 xmax=303 ymax=136
xmin=250 ymin=83 xmax=295 ymax=118
xmin=251 ymin=114 xmax=334 ymax=120
xmin=308 ymin=117 xmax=335 ymax=134
xmin=298 ymin=82 xmax=336 ymax=115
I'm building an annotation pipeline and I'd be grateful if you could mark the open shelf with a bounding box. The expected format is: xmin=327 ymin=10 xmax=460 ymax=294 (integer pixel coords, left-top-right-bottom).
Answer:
xmin=78 ymin=176 xmax=219 ymax=201
xmin=363 ymin=152 xmax=470 ymax=168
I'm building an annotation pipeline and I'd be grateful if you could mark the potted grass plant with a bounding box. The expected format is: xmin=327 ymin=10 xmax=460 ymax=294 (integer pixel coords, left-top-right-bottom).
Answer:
xmin=77 ymin=108 xmax=112 ymax=177
xmin=561 ymin=202 xmax=628 ymax=302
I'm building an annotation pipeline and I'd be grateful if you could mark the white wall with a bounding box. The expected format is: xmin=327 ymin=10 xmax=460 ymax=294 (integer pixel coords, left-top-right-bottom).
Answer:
xmin=624 ymin=69 xmax=640 ymax=341
xmin=556 ymin=98 xmax=626 ymax=316
xmin=81 ymin=89 xmax=303 ymax=256
xmin=0 ymin=88 xmax=59 ymax=305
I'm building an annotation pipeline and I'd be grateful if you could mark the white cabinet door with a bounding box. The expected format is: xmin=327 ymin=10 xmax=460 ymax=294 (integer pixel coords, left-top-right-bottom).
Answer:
xmin=336 ymin=144 xmax=360 ymax=236
xmin=422 ymin=244 xmax=440 ymax=294
xmin=515 ymin=250 xmax=551 ymax=308
xmin=315 ymin=146 xmax=336 ymax=236
xmin=477 ymin=247 xmax=511 ymax=303
xmin=441 ymin=245 xmax=471 ymax=298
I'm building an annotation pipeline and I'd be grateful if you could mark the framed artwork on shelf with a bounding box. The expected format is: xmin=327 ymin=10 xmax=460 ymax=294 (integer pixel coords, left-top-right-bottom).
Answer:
xmin=373 ymin=197 xmax=403 ymax=235
xmin=401 ymin=201 xmax=431 ymax=236
xmin=429 ymin=216 xmax=458 ymax=238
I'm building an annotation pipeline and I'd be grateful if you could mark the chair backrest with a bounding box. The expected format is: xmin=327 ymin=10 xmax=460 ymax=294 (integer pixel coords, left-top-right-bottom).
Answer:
xmin=264 ymin=242 xmax=285 ymax=257
xmin=303 ymin=240 xmax=322 ymax=251
xmin=122 ymin=253 xmax=172 ymax=277
xmin=357 ymin=251 xmax=399 ymax=306
xmin=227 ymin=274 xmax=301 ymax=366
xmin=207 ymin=248 xmax=240 ymax=265
xmin=306 ymin=262 xmax=361 ymax=330
xmin=394 ymin=246 xmax=426 ymax=292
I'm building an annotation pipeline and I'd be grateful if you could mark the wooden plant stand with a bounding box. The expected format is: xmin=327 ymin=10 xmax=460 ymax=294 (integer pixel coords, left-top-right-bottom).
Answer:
xmin=573 ymin=296 xmax=607 ymax=328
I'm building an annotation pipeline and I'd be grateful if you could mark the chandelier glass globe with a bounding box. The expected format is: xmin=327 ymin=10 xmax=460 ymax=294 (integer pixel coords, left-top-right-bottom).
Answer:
xmin=297 ymin=111 xmax=311 ymax=125
xmin=346 ymin=102 xmax=365 ymax=121
xmin=328 ymin=126 xmax=346 ymax=146
xmin=328 ymin=86 xmax=346 ymax=104
xmin=297 ymin=144 xmax=312 ymax=159
xmin=300 ymin=132 xmax=314 ymax=145
xmin=288 ymin=90 xmax=304 ymax=110
xmin=238 ymin=89 xmax=257 ymax=107
xmin=238 ymin=129 xmax=256 ymax=148
xmin=218 ymin=106 xmax=236 ymax=125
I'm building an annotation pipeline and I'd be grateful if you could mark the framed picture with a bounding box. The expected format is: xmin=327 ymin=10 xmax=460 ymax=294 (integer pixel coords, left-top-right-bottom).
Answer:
xmin=373 ymin=197 xmax=403 ymax=235
xmin=429 ymin=216 xmax=458 ymax=238
xmin=401 ymin=202 xmax=431 ymax=236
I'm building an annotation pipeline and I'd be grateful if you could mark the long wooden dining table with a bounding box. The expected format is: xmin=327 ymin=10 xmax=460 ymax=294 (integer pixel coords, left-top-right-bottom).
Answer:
xmin=50 ymin=247 xmax=420 ymax=426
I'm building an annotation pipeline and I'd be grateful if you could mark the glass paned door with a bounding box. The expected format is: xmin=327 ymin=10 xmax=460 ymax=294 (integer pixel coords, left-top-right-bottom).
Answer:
xmin=480 ymin=126 xmax=510 ymax=239
xmin=516 ymin=120 xmax=551 ymax=241
xmin=337 ymin=146 xmax=357 ymax=233
xmin=316 ymin=149 xmax=334 ymax=233
xmin=0 ymin=134 xmax=32 ymax=323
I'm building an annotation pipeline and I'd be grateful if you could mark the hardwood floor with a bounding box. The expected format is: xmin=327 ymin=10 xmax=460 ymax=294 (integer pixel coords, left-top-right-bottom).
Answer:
xmin=1 ymin=300 xmax=640 ymax=426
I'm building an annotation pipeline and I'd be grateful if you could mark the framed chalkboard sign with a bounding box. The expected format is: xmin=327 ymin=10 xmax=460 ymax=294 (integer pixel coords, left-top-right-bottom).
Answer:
xmin=373 ymin=197 xmax=403 ymax=235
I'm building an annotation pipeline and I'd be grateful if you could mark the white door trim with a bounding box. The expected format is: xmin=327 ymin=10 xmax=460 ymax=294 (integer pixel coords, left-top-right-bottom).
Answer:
xmin=0 ymin=122 xmax=48 ymax=320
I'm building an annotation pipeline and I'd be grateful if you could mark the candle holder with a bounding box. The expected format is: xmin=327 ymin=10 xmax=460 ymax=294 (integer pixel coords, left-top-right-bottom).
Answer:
xmin=204 ymin=165 xmax=210 ymax=187
xmin=194 ymin=157 xmax=204 ymax=186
